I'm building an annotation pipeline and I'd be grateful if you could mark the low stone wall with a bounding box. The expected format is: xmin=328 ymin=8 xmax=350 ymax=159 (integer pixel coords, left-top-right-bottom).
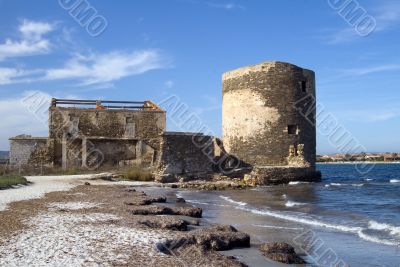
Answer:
xmin=246 ymin=166 xmax=321 ymax=186
xmin=156 ymin=132 xmax=215 ymax=182
xmin=9 ymin=136 xmax=53 ymax=167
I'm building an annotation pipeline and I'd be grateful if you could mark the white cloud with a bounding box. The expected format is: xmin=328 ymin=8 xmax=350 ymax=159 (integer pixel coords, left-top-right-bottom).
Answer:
xmin=343 ymin=109 xmax=400 ymax=122
xmin=0 ymin=20 xmax=54 ymax=60
xmin=0 ymin=91 xmax=52 ymax=150
xmin=340 ymin=64 xmax=400 ymax=76
xmin=323 ymin=1 xmax=400 ymax=44
xmin=374 ymin=1 xmax=400 ymax=31
xmin=0 ymin=67 xmax=43 ymax=85
xmin=164 ymin=80 xmax=174 ymax=88
xmin=206 ymin=2 xmax=245 ymax=10
xmin=324 ymin=28 xmax=360 ymax=44
xmin=44 ymin=50 xmax=169 ymax=85
xmin=0 ymin=50 xmax=170 ymax=86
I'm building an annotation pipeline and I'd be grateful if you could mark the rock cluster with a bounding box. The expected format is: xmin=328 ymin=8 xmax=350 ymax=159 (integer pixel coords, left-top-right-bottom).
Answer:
xmin=259 ymin=242 xmax=306 ymax=264
xmin=138 ymin=217 xmax=189 ymax=231
xmin=131 ymin=205 xmax=203 ymax=218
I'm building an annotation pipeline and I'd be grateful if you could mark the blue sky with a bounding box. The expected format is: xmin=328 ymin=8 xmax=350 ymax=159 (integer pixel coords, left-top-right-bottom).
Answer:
xmin=0 ymin=0 xmax=399 ymax=154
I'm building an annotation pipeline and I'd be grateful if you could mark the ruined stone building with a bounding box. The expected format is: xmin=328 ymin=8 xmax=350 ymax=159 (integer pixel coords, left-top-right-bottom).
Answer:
xmin=10 ymin=99 xmax=166 ymax=169
xmin=10 ymin=61 xmax=321 ymax=184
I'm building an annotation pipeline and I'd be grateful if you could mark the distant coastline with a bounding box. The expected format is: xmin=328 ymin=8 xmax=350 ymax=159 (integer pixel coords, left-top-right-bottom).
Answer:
xmin=317 ymin=161 xmax=400 ymax=164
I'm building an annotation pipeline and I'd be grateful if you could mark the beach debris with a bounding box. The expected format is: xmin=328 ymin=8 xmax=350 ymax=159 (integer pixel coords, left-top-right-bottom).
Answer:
xmin=131 ymin=205 xmax=203 ymax=218
xmin=124 ymin=187 xmax=136 ymax=192
xmin=259 ymin=242 xmax=306 ymax=264
xmin=138 ymin=216 xmax=189 ymax=231
xmin=157 ymin=224 xmax=250 ymax=253
xmin=124 ymin=196 xmax=167 ymax=206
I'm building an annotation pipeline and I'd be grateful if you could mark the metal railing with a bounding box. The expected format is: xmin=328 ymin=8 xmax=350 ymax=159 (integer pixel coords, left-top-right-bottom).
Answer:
xmin=51 ymin=98 xmax=162 ymax=110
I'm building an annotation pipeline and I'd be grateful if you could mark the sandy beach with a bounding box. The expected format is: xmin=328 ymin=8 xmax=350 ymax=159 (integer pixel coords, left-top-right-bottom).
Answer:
xmin=0 ymin=175 xmax=299 ymax=267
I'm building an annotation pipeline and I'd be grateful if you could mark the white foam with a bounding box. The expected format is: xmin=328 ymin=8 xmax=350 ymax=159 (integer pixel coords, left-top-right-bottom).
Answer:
xmin=364 ymin=178 xmax=373 ymax=181
xmin=390 ymin=179 xmax=400 ymax=183
xmin=351 ymin=183 xmax=364 ymax=187
xmin=357 ymin=230 xmax=399 ymax=247
xmin=253 ymin=224 xmax=303 ymax=230
xmin=239 ymin=206 xmax=362 ymax=233
xmin=285 ymin=201 xmax=307 ymax=207
xmin=219 ymin=196 xmax=247 ymax=206
xmin=282 ymin=194 xmax=287 ymax=199
xmin=233 ymin=205 xmax=400 ymax=247
xmin=368 ymin=221 xmax=400 ymax=237
xmin=288 ymin=181 xmax=310 ymax=185
xmin=186 ymin=200 xmax=210 ymax=205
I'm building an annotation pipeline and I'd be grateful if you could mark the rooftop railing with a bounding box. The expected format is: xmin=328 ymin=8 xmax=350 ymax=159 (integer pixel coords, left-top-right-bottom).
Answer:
xmin=51 ymin=98 xmax=163 ymax=111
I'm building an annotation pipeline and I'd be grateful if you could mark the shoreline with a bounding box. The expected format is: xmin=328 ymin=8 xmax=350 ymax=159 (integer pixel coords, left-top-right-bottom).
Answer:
xmin=0 ymin=177 xmax=300 ymax=266
xmin=317 ymin=161 xmax=400 ymax=164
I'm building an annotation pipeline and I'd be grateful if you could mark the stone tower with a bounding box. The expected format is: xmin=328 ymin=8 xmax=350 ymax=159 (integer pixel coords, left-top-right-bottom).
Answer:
xmin=222 ymin=61 xmax=316 ymax=168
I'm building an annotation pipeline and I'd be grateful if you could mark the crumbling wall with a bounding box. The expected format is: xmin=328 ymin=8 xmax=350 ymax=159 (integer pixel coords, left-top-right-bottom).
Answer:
xmin=222 ymin=61 xmax=316 ymax=167
xmin=48 ymin=107 xmax=166 ymax=168
xmin=156 ymin=133 xmax=215 ymax=182
xmin=9 ymin=136 xmax=53 ymax=167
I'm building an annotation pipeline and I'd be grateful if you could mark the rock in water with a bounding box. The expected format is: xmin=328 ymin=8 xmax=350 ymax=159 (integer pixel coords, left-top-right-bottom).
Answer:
xmin=259 ymin=242 xmax=306 ymax=264
xmin=176 ymin=197 xmax=186 ymax=203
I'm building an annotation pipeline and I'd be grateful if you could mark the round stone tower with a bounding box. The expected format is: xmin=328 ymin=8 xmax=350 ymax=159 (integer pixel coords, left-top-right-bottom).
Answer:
xmin=222 ymin=61 xmax=316 ymax=167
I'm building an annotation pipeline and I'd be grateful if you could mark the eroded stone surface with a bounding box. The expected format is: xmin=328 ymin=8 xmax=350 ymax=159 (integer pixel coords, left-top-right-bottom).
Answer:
xmin=259 ymin=242 xmax=306 ymax=264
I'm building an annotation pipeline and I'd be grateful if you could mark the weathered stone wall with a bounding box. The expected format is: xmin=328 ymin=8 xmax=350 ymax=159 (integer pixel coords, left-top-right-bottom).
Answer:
xmin=48 ymin=107 xmax=166 ymax=168
xmin=9 ymin=136 xmax=52 ymax=166
xmin=222 ymin=61 xmax=316 ymax=167
xmin=156 ymin=132 xmax=215 ymax=182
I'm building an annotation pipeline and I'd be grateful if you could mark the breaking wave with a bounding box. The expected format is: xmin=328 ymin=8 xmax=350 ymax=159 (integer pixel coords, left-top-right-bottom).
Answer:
xmin=219 ymin=196 xmax=247 ymax=206
xmin=219 ymin=195 xmax=400 ymax=247
xmin=285 ymin=201 xmax=307 ymax=207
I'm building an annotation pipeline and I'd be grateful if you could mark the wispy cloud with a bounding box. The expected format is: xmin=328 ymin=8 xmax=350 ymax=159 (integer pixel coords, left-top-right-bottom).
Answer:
xmin=343 ymin=108 xmax=400 ymax=122
xmin=164 ymin=80 xmax=174 ymax=88
xmin=0 ymin=68 xmax=42 ymax=85
xmin=374 ymin=1 xmax=400 ymax=31
xmin=324 ymin=1 xmax=400 ymax=44
xmin=324 ymin=28 xmax=361 ymax=44
xmin=44 ymin=50 xmax=170 ymax=85
xmin=206 ymin=2 xmax=245 ymax=11
xmin=340 ymin=64 xmax=400 ymax=76
xmin=0 ymin=50 xmax=171 ymax=86
xmin=0 ymin=19 xmax=54 ymax=60
xmin=0 ymin=91 xmax=51 ymax=150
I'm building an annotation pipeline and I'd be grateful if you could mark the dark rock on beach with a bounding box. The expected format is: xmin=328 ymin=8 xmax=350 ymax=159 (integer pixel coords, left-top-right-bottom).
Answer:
xmin=259 ymin=242 xmax=306 ymax=264
xmin=138 ymin=216 xmax=189 ymax=231
xmin=130 ymin=205 xmax=203 ymax=218
xmin=158 ymin=224 xmax=250 ymax=253
xmin=191 ymin=225 xmax=251 ymax=251
xmin=176 ymin=197 xmax=186 ymax=203
xmin=124 ymin=196 xmax=167 ymax=206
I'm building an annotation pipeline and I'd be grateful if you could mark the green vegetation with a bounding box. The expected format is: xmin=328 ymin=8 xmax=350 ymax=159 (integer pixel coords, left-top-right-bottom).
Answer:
xmin=0 ymin=175 xmax=28 ymax=189
xmin=120 ymin=167 xmax=155 ymax=182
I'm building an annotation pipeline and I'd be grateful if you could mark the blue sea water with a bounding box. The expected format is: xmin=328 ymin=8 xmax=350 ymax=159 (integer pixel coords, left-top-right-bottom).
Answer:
xmin=175 ymin=164 xmax=400 ymax=267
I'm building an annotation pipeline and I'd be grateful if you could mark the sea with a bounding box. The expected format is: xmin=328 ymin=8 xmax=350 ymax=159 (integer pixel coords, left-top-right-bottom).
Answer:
xmin=174 ymin=164 xmax=400 ymax=267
